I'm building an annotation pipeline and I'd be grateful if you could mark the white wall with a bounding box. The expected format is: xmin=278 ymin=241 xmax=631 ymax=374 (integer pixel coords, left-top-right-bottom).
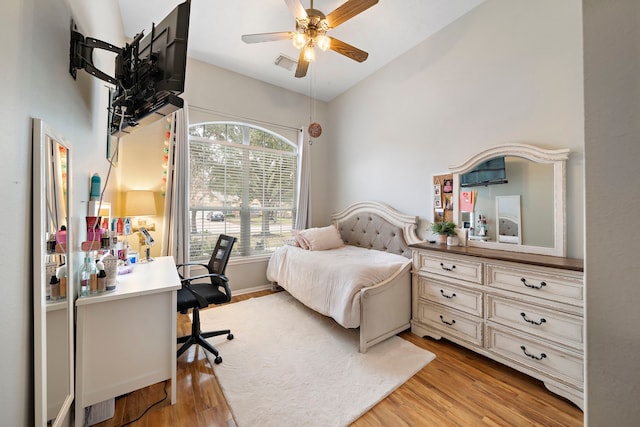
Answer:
xmin=583 ymin=0 xmax=640 ymax=424
xmin=0 ymin=0 xmax=123 ymax=424
xmin=326 ymin=0 xmax=585 ymax=257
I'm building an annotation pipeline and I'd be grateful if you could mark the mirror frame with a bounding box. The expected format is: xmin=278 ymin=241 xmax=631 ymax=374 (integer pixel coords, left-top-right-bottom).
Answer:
xmin=33 ymin=118 xmax=74 ymax=426
xmin=450 ymin=143 xmax=569 ymax=257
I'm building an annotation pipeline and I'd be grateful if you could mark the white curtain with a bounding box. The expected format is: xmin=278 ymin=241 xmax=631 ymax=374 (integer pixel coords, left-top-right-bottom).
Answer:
xmin=295 ymin=129 xmax=311 ymax=229
xmin=161 ymin=103 xmax=190 ymax=266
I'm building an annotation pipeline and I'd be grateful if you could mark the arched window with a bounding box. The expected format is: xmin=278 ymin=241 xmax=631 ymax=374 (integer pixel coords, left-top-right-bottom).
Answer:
xmin=188 ymin=122 xmax=298 ymax=260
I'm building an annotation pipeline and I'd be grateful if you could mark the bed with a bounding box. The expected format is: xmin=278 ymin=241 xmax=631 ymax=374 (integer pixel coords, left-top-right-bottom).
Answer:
xmin=267 ymin=201 xmax=421 ymax=352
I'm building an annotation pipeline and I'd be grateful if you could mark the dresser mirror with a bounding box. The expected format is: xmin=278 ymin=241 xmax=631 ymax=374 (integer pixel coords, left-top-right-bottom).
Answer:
xmin=450 ymin=143 xmax=569 ymax=257
xmin=33 ymin=119 xmax=74 ymax=426
xmin=496 ymin=195 xmax=522 ymax=244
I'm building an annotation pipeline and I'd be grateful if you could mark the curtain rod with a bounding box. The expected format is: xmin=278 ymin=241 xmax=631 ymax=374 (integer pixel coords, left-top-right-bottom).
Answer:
xmin=189 ymin=104 xmax=302 ymax=133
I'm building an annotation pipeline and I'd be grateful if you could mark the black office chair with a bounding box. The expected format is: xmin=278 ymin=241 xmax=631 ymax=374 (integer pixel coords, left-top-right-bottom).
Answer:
xmin=176 ymin=234 xmax=237 ymax=364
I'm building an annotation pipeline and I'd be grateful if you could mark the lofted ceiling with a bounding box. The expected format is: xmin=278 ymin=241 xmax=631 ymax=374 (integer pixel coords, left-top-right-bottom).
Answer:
xmin=118 ymin=0 xmax=485 ymax=102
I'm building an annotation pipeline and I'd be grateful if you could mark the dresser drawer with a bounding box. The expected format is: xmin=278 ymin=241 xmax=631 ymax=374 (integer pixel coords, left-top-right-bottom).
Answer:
xmin=414 ymin=252 xmax=483 ymax=284
xmin=486 ymin=263 xmax=583 ymax=306
xmin=485 ymin=325 xmax=583 ymax=388
xmin=416 ymin=275 xmax=483 ymax=317
xmin=486 ymin=295 xmax=584 ymax=350
xmin=415 ymin=300 xmax=482 ymax=346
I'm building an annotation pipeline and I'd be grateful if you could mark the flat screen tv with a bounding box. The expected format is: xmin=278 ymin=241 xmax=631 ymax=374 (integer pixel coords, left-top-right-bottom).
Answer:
xmin=460 ymin=157 xmax=508 ymax=187
xmin=70 ymin=1 xmax=191 ymax=137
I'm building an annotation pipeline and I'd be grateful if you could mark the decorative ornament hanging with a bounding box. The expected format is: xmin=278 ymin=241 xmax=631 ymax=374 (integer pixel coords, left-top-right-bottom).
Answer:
xmin=308 ymin=122 xmax=322 ymax=138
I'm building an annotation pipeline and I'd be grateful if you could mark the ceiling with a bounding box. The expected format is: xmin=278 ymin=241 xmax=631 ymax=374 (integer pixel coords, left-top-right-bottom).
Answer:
xmin=118 ymin=0 xmax=485 ymax=102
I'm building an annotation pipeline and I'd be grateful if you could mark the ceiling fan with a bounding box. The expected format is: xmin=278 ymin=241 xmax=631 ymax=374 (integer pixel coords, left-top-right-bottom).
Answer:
xmin=241 ymin=0 xmax=379 ymax=78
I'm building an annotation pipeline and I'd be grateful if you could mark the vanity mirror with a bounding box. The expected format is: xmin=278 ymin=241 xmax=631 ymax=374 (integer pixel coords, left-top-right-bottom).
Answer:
xmin=450 ymin=143 xmax=569 ymax=257
xmin=33 ymin=119 xmax=74 ymax=426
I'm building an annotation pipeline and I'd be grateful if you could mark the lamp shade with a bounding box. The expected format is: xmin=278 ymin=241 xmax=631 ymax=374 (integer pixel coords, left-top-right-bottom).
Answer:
xmin=125 ymin=191 xmax=157 ymax=216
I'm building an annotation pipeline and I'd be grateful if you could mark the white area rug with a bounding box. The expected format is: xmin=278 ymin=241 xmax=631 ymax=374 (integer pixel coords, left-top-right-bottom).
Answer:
xmin=200 ymin=292 xmax=435 ymax=427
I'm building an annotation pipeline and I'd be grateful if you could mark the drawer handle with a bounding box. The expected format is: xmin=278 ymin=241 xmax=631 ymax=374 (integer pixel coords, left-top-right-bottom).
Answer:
xmin=439 ymin=315 xmax=456 ymax=326
xmin=440 ymin=289 xmax=456 ymax=299
xmin=520 ymin=345 xmax=547 ymax=361
xmin=520 ymin=312 xmax=547 ymax=326
xmin=440 ymin=262 xmax=456 ymax=272
xmin=520 ymin=278 xmax=547 ymax=289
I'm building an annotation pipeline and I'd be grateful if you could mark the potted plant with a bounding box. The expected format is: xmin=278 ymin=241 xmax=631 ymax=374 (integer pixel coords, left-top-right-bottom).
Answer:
xmin=431 ymin=220 xmax=459 ymax=245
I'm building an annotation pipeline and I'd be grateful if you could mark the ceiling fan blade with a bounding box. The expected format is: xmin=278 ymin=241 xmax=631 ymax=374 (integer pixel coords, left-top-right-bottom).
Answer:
xmin=295 ymin=49 xmax=309 ymax=78
xmin=328 ymin=37 xmax=368 ymax=62
xmin=284 ymin=0 xmax=307 ymax=20
xmin=325 ymin=0 xmax=379 ymax=28
xmin=241 ymin=32 xmax=295 ymax=44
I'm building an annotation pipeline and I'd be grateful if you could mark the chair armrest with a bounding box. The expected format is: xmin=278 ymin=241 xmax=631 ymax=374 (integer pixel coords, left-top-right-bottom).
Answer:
xmin=176 ymin=262 xmax=209 ymax=279
xmin=183 ymin=272 xmax=229 ymax=283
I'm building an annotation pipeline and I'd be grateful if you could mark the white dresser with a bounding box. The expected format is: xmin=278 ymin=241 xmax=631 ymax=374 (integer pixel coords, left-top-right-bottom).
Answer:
xmin=410 ymin=243 xmax=584 ymax=410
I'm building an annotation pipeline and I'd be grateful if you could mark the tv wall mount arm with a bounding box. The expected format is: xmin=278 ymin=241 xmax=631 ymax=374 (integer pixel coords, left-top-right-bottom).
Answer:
xmin=69 ymin=20 xmax=123 ymax=86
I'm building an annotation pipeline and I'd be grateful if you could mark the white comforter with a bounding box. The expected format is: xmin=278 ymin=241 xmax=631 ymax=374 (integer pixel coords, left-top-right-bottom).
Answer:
xmin=266 ymin=245 xmax=411 ymax=328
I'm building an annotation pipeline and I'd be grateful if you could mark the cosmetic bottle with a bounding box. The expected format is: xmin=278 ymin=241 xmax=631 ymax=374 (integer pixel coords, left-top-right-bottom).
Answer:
xmin=57 ymin=264 xmax=67 ymax=299
xmin=96 ymin=261 xmax=106 ymax=293
xmin=49 ymin=275 xmax=60 ymax=300
xmin=90 ymin=173 xmax=101 ymax=201
xmin=56 ymin=225 xmax=67 ymax=250
xmin=89 ymin=261 xmax=98 ymax=294
xmin=80 ymin=255 xmax=94 ymax=297
xmin=46 ymin=232 xmax=56 ymax=253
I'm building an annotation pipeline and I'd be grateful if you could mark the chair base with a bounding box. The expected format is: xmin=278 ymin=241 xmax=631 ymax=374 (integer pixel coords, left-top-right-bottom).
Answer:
xmin=177 ymin=307 xmax=233 ymax=364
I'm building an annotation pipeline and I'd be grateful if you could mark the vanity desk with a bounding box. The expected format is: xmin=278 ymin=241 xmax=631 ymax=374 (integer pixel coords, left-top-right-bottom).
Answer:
xmin=410 ymin=243 xmax=584 ymax=409
xmin=75 ymin=256 xmax=181 ymax=426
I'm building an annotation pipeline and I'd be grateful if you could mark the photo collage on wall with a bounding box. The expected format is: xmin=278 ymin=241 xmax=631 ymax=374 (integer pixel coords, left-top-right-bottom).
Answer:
xmin=433 ymin=173 xmax=454 ymax=222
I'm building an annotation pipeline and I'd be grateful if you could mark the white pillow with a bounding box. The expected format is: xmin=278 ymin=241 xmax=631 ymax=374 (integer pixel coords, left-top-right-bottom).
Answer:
xmin=284 ymin=236 xmax=300 ymax=247
xmin=299 ymin=225 xmax=344 ymax=251
xmin=291 ymin=229 xmax=310 ymax=250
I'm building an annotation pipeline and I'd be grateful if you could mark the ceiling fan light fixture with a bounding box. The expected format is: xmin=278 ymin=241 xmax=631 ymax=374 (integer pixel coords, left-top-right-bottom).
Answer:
xmin=292 ymin=32 xmax=308 ymax=49
xmin=316 ymin=34 xmax=330 ymax=51
xmin=303 ymin=44 xmax=316 ymax=62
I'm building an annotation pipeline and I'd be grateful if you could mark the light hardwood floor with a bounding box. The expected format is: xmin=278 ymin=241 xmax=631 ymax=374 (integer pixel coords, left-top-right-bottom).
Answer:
xmin=92 ymin=290 xmax=583 ymax=426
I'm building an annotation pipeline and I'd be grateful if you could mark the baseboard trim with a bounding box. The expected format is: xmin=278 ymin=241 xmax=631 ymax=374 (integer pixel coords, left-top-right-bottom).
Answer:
xmin=232 ymin=284 xmax=272 ymax=296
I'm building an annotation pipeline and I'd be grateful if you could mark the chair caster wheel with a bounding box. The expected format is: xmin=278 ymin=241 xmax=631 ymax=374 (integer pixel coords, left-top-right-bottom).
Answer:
xmin=227 ymin=333 xmax=234 ymax=340
xmin=214 ymin=356 xmax=222 ymax=364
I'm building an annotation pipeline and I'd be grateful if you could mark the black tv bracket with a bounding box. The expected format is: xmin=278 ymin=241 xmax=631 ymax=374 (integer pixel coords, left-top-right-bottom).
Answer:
xmin=69 ymin=19 xmax=122 ymax=86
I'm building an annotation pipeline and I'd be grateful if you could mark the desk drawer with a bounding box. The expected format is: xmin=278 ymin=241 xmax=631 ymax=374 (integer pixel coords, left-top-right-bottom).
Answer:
xmin=416 ymin=275 xmax=483 ymax=317
xmin=415 ymin=300 xmax=482 ymax=346
xmin=486 ymin=295 xmax=583 ymax=350
xmin=485 ymin=325 xmax=583 ymax=388
xmin=486 ymin=263 xmax=583 ymax=306
xmin=415 ymin=252 xmax=483 ymax=284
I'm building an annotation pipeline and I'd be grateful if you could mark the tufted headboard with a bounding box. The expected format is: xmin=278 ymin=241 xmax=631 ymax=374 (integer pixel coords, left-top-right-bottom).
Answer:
xmin=331 ymin=201 xmax=421 ymax=258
